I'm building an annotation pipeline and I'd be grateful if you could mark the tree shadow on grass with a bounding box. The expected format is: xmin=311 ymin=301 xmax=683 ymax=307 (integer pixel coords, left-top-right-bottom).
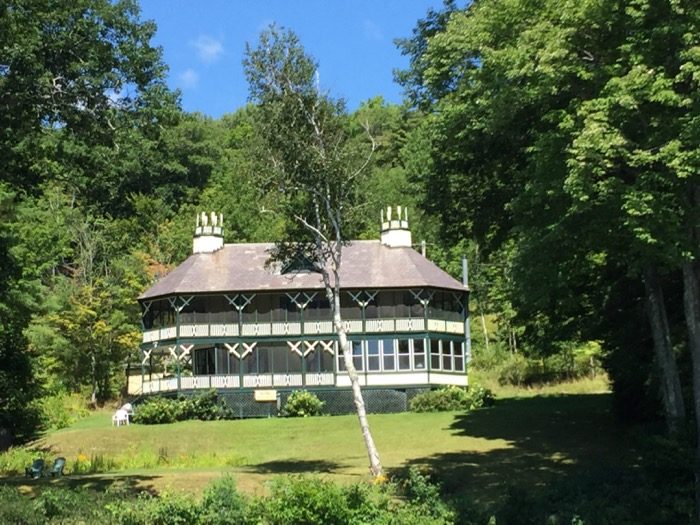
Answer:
xmin=242 ymin=459 xmax=343 ymax=474
xmin=393 ymin=394 xmax=634 ymax=509
xmin=1 ymin=473 xmax=161 ymax=497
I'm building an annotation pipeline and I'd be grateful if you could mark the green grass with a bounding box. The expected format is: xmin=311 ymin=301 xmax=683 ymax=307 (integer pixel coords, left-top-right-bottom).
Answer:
xmin=1 ymin=381 xmax=637 ymax=508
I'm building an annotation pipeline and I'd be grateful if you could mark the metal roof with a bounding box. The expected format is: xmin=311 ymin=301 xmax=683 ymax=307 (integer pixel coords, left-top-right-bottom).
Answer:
xmin=139 ymin=240 xmax=466 ymax=300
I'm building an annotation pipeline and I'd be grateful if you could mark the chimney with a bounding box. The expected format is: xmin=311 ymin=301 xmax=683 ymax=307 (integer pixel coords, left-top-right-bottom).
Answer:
xmin=380 ymin=205 xmax=412 ymax=248
xmin=193 ymin=211 xmax=224 ymax=254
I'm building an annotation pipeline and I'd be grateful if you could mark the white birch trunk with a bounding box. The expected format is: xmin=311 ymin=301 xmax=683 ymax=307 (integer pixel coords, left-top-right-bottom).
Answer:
xmin=324 ymin=280 xmax=383 ymax=477
xmin=643 ymin=265 xmax=686 ymax=435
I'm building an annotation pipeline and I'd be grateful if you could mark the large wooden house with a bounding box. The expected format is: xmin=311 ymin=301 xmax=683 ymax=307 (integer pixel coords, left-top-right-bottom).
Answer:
xmin=137 ymin=208 xmax=470 ymax=415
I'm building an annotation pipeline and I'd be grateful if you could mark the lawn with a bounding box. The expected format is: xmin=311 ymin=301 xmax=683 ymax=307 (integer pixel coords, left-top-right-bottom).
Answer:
xmin=2 ymin=389 xmax=637 ymax=508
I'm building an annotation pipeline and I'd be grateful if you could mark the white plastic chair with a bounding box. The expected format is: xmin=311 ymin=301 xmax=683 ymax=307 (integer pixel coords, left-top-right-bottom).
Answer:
xmin=112 ymin=409 xmax=129 ymax=426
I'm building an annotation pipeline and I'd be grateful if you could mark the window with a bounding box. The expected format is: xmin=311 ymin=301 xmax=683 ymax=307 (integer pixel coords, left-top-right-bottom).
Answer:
xmin=398 ymin=339 xmax=411 ymax=370
xmin=382 ymin=338 xmax=395 ymax=371
xmin=442 ymin=340 xmax=454 ymax=371
xmin=367 ymin=340 xmax=380 ymax=371
xmin=307 ymin=342 xmax=335 ymax=373
xmin=353 ymin=340 xmax=364 ymax=371
xmin=413 ymin=339 xmax=426 ymax=370
xmin=378 ymin=291 xmax=396 ymax=319
xmin=430 ymin=340 xmax=441 ymax=370
xmin=454 ymin=342 xmax=465 ymax=372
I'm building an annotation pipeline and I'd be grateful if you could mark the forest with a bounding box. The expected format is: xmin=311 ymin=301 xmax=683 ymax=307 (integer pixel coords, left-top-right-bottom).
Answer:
xmin=1 ymin=0 xmax=699 ymax=520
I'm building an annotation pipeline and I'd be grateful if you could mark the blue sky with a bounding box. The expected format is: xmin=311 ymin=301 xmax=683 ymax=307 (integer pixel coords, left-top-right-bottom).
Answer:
xmin=139 ymin=0 xmax=443 ymax=117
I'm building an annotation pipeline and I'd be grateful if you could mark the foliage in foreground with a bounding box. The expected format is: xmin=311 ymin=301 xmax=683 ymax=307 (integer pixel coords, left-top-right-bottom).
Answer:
xmin=132 ymin=390 xmax=233 ymax=424
xmin=410 ymin=386 xmax=495 ymax=413
xmin=0 ymin=437 xmax=694 ymax=525
xmin=0 ymin=470 xmax=453 ymax=525
xmin=281 ymin=390 xmax=325 ymax=417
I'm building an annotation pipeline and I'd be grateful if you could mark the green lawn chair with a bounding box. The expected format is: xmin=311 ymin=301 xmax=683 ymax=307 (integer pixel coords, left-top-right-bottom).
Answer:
xmin=48 ymin=457 xmax=66 ymax=477
xmin=25 ymin=458 xmax=45 ymax=479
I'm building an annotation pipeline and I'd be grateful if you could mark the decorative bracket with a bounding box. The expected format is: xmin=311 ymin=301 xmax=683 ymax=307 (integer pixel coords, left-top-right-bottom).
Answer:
xmin=288 ymin=341 xmax=303 ymax=357
xmin=224 ymin=343 xmax=240 ymax=358
xmin=349 ymin=290 xmax=377 ymax=308
xmin=240 ymin=342 xmax=256 ymax=359
xmin=286 ymin=292 xmax=317 ymax=310
xmin=410 ymin=289 xmax=434 ymax=307
xmin=225 ymin=294 xmax=255 ymax=312
xmin=168 ymin=296 xmax=193 ymax=313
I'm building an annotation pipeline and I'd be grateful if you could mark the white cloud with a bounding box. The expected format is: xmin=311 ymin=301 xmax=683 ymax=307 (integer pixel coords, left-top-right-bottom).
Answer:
xmin=363 ymin=20 xmax=383 ymax=41
xmin=179 ymin=68 xmax=199 ymax=89
xmin=191 ymin=35 xmax=224 ymax=64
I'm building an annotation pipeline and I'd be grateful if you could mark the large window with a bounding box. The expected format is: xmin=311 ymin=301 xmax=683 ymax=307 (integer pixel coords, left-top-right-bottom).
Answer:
xmin=413 ymin=339 xmax=426 ymax=370
xmin=398 ymin=339 xmax=411 ymax=370
xmin=337 ymin=340 xmax=364 ymax=371
xmin=382 ymin=338 xmax=395 ymax=371
xmin=367 ymin=340 xmax=380 ymax=371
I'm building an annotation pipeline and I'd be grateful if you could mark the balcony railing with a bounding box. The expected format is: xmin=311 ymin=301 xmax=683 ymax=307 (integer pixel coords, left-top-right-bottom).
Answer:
xmin=142 ymin=317 xmax=463 ymax=343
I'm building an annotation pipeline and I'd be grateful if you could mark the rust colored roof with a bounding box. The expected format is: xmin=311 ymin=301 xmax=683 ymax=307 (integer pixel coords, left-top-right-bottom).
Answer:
xmin=139 ymin=241 xmax=466 ymax=300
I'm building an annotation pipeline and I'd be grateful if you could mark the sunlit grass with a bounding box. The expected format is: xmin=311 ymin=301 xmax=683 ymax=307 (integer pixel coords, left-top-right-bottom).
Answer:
xmin=1 ymin=378 xmax=628 ymax=505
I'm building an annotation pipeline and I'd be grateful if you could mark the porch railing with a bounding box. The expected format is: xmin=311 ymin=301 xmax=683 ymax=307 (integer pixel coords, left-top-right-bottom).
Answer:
xmin=142 ymin=316 xmax=463 ymax=343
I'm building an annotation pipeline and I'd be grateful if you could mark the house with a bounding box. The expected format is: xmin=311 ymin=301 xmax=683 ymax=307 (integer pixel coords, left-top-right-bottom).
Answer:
xmin=137 ymin=207 xmax=470 ymax=416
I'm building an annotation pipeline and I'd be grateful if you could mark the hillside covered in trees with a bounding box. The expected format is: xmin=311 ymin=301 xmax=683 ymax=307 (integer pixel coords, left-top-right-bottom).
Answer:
xmin=1 ymin=0 xmax=699 ymax=518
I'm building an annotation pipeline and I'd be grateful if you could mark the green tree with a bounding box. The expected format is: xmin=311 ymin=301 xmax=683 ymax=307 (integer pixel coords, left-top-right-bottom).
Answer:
xmin=244 ymin=26 xmax=383 ymax=477
xmin=399 ymin=0 xmax=700 ymax=513
xmin=0 ymin=185 xmax=38 ymax=447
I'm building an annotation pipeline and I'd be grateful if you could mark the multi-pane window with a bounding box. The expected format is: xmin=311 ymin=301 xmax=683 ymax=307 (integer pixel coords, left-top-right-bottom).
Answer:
xmin=382 ymin=338 xmax=396 ymax=371
xmin=454 ymin=342 xmax=465 ymax=372
xmin=441 ymin=339 xmax=454 ymax=371
xmin=398 ymin=339 xmax=411 ymax=370
xmin=353 ymin=340 xmax=364 ymax=371
xmin=430 ymin=340 xmax=441 ymax=370
xmin=413 ymin=339 xmax=426 ymax=370
xmin=367 ymin=340 xmax=380 ymax=371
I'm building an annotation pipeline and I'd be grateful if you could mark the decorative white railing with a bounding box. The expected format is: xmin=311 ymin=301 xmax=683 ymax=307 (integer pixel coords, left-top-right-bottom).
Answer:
xmin=272 ymin=373 xmax=304 ymax=387
xmin=305 ymin=372 xmax=335 ymax=386
xmin=142 ymin=317 xmax=463 ymax=343
xmin=243 ymin=374 xmax=274 ymax=388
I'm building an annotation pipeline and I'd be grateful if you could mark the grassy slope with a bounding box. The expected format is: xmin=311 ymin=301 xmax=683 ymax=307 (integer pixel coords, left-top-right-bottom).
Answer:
xmin=5 ymin=381 xmax=635 ymax=507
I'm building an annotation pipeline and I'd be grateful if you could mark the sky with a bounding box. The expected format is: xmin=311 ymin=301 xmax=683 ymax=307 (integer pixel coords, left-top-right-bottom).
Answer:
xmin=138 ymin=0 xmax=443 ymax=118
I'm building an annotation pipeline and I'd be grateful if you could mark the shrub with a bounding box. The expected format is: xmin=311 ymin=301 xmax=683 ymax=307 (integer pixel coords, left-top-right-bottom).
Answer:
xmin=410 ymin=386 xmax=494 ymax=413
xmin=109 ymin=491 xmax=201 ymax=525
xmin=496 ymin=353 xmax=536 ymax=386
xmin=132 ymin=396 xmax=183 ymax=424
xmin=199 ymin=476 xmax=249 ymax=525
xmin=281 ymin=390 xmax=325 ymax=417
xmin=39 ymin=392 xmax=90 ymax=431
xmin=133 ymin=390 xmax=232 ymax=424
xmin=185 ymin=389 xmax=233 ymax=421
xmin=465 ymin=386 xmax=495 ymax=409
xmin=0 ymin=446 xmax=37 ymax=475
xmin=410 ymin=386 xmax=468 ymax=412
xmin=0 ymin=486 xmax=40 ymax=525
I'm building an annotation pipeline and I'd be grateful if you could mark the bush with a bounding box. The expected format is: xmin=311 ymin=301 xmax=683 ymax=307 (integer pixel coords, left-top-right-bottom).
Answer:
xmin=133 ymin=390 xmax=232 ymax=424
xmin=39 ymin=392 xmax=90 ymax=431
xmin=132 ymin=396 xmax=183 ymax=424
xmin=466 ymin=386 xmax=495 ymax=409
xmin=281 ymin=390 xmax=325 ymax=417
xmin=410 ymin=386 xmax=494 ymax=413
xmin=199 ymin=476 xmax=249 ymax=525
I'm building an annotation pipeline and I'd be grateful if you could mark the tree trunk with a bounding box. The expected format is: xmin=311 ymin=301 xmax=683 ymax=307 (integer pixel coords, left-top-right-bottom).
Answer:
xmin=683 ymin=260 xmax=700 ymax=521
xmin=643 ymin=265 xmax=686 ymax=435
xmin=329 ymin=289 xmax=383 ymax=477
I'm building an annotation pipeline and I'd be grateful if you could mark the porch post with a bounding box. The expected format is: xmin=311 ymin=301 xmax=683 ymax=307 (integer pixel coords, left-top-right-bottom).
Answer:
xmin=176 ymin=297 xmax=181 ymax=392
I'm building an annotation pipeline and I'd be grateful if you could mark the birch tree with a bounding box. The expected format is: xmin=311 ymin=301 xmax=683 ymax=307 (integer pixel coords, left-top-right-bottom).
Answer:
xmin=244 ymin=26 xmax=383 ymax=477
